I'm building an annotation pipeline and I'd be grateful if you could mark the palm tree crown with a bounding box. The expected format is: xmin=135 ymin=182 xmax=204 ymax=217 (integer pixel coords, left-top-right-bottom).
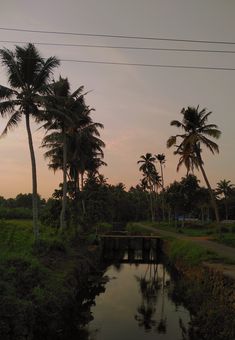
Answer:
xmin=167 ymin=106 xmax=221 ymax=173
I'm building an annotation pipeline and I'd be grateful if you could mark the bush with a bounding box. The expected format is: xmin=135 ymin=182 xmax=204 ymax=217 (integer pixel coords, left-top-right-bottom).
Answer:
xmin=0 ymin=207 xmax=32 ymax=219
xmin=126 ymin=222 xmax=150 ymax=235
xmin=95 ymin=222 xmax=113 ymax=234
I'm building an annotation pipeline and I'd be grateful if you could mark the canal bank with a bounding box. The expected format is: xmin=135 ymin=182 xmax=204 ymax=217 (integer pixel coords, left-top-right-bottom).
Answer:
xmin=162 ymin=239 xmax=235 ymax=339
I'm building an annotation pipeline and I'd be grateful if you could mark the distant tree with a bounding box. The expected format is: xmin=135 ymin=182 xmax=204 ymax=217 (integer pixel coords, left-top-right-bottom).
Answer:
xmin=216 ymin=179 xmax=234 ymax=220
xmin=167 ymin=106 xmax=221 ymax=223
xmin=0 ymin=43 xmax=59 ymax=239
xmin=138 ymin=153 xmax=158 ymax=221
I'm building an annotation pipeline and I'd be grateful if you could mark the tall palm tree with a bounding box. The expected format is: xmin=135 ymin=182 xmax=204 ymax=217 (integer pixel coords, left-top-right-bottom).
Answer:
xmin=216 ymin=179 xmax=234 ymax=220
xmin=138 ymin=153 xmax=157 ymax=221
xmin=155 ymin=154 xmax=165 ymax=188
xmin=156 ymin=153 xmax=166 ymax=220
xmin=42 ymin=77 xmax=86 ymax=230
xmin=0 ymin=44 xmax=59 ymax=239
xmin=167 ymin=106 xmax=221 ymax=223
xmin=42 ymin=81 xmax=105 ymax=227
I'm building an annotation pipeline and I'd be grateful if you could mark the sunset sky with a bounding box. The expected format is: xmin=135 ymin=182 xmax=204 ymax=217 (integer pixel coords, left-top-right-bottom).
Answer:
xmin=0 ymin=0 xmax=235 ymax=198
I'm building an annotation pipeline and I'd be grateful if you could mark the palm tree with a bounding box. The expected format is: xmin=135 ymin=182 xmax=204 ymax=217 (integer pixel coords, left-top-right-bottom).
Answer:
xmin=156 ymin=153 xmax=166 ymax=220
xmin=0 ymin=44 xmax=59 ymax=239
xmin=42 ymin=81 xmax=105 ymax=227
xmin=167 ymin=106 xmax=221 ymax=223
xmin=216 ymin=179 xmax=234 ymax=220
xmin=155 ymin=154 xmax=165 ymax=188
xmin=138 ymin=153 xmax=157 ymax=221
xmin=42 ymin=77 xmax=87 ymax=230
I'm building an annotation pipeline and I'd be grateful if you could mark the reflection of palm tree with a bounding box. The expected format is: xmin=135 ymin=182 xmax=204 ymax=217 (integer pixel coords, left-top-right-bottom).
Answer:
xmin=135 ymin=263 xmax=162 ymax=332
xmin=135 ymin=304 xmax=156 ymax=331
xmin=158 ymin=265 xmax=167 ymax=333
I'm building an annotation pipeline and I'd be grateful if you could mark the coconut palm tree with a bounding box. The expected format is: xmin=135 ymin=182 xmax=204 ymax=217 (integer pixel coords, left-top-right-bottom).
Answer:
xmin=216 ymin=179 xmax=234 ymax=220
xmin=42 ymin=77 xmax=87 ymax=230
xmin=156 ymin=153 xmax=166 ymax=220
xmin=138 ymin=153 xmax=158 ymax=221
xmin=167 ymin=106 xmax=221 ymax=223
xmin=0 ymin=44 xmax=59 ymax=239
xmin=42 ymin=81 xmax=105 ymax=227
xmin=155 ymin=154 xmax=165 ymax=188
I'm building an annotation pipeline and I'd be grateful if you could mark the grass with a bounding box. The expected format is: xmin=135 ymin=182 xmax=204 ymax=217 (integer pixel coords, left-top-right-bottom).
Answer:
xmin=213 ymin=233 xmax=235 ymax=248
xmin=128 ymin=221 xmax=235 ymax=247
xmin=126 ymin=222 xmax=153 ymax=235
xmin=167 ymin=239 xmax=221 ymax=266
xmin=0 ymin=218 xmax=92 ymax=339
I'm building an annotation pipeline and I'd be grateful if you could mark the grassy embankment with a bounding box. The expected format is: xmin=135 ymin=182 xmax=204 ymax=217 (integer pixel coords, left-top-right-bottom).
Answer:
xmin=127 ymin=221 xmax=235 ymax=247
xmin=0 ymin=219 xmax=103 ymax=339
xmin=126 ymin=221 xmax=235 ymax=265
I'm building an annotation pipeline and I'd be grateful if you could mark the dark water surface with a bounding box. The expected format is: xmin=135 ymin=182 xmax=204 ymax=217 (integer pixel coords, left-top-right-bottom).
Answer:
xmin=85 ymin=253 xmax=191 ymax=340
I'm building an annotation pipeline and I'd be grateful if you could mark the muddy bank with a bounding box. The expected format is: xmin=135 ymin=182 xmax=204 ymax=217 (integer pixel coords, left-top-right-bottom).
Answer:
xmin=163 ymin=241 xmax=235 ymax=340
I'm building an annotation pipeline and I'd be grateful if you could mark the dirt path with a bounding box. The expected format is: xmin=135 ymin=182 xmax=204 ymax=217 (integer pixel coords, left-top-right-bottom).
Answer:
xmin=143 ymin=225 xmax=235 ymax=260
xmin=142 ymin=225 xmax=235 ymax=279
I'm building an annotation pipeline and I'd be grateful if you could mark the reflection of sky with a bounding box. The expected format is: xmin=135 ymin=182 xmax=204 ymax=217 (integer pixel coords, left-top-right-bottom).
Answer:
xmin=88 ymin=263 xmax=190 ymax=340
xmin=1 ymin=1 xmax=235 ymax=197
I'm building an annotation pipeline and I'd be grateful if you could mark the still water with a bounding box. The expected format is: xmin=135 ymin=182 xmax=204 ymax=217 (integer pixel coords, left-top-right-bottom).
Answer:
xmin=86 ymin=252 xmax=191 ymax=340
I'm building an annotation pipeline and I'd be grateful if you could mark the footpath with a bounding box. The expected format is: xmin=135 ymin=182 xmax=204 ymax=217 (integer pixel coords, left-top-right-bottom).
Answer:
xmin=142 ymin=225 xmax=235 ymax=280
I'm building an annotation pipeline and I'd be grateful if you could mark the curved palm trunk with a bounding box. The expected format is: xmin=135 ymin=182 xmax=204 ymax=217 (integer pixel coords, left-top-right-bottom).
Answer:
xmin=60 ymin=131 xmax=67 ymax=230
xmin=198 ymin=161 xmax=220 ymax=224
xmin=25 ymin=113 xmax=39 ymax=240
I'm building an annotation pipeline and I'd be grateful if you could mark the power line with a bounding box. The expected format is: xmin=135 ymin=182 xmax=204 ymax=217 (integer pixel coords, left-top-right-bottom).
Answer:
xmin=58 ymin=59 xmax=235 ymax=71
xmin=0 ymin=27 xmax=235 ymax=45
xmin=1 ymin=39 xmax=235 ymax=54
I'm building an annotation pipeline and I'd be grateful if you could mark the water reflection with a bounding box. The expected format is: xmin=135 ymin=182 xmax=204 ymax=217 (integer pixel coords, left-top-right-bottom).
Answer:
xmin=86 ymin=250 xmax=192 ymax=340
xmin=135 ymin=262 xmax=168 ymax=334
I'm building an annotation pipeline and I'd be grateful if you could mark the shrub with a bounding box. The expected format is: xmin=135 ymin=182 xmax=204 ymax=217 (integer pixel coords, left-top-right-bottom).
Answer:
xmin=0 ymin=207 xmax=32 ymax=219
xmin=95 ymin=222 xmax=113 ymax=234
xmin=126 ymin=222 xmax=150 ymax=235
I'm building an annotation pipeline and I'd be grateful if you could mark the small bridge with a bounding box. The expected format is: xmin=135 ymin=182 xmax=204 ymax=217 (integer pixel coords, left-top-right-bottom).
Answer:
xmin=101 ymin=234 xmax=161 ymax=250
xmin=100 ymin=234 xmax=162 ymax=264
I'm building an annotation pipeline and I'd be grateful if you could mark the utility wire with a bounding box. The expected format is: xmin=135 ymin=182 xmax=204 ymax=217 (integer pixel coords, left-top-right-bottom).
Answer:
xmin=0 ymin=27 xmax=235 ymax=45
xmin=1 ymin=39 xmax=235 ymax=54
xmin=58 ymin=59 xmax=235 ymax=71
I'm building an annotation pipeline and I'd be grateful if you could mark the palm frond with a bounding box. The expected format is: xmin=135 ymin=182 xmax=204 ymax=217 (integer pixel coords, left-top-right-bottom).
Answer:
xmin=1 ymin=111 xmax=21 ymax=137
xmin=166 ymin=135 xmax=177 ymax=148
xmin=0 ymin=85 xmax=17 ymax=99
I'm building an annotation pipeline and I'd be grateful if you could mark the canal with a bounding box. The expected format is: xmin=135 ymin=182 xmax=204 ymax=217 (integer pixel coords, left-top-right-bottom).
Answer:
xmin=83 ymin=249 xmax=192 ymax=340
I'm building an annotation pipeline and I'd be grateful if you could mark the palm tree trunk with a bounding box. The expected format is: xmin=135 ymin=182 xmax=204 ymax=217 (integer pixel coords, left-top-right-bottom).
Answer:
xmin=160 ymin=164 xmax=165 ymax=221
xmin=225 ymin=201 xmax=228 ymax=220
xmin=60 ymin=131 xmax=67 ymax=230
xmin=198 ymin=161 xmax=220 ymax=224
xmin=25 ymin=113 xmax=39 ymax=240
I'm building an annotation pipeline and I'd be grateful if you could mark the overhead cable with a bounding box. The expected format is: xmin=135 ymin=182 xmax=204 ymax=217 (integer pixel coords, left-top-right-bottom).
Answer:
xmin=0 ymin=27 xmax=235 ymax=45
xmin=1 ymin=39 xmax=235 ymax=54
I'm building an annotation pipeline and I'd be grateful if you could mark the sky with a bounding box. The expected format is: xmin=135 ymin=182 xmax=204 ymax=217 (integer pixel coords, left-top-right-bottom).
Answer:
xmin=0 ymin=0 xmax=235 ymax=198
